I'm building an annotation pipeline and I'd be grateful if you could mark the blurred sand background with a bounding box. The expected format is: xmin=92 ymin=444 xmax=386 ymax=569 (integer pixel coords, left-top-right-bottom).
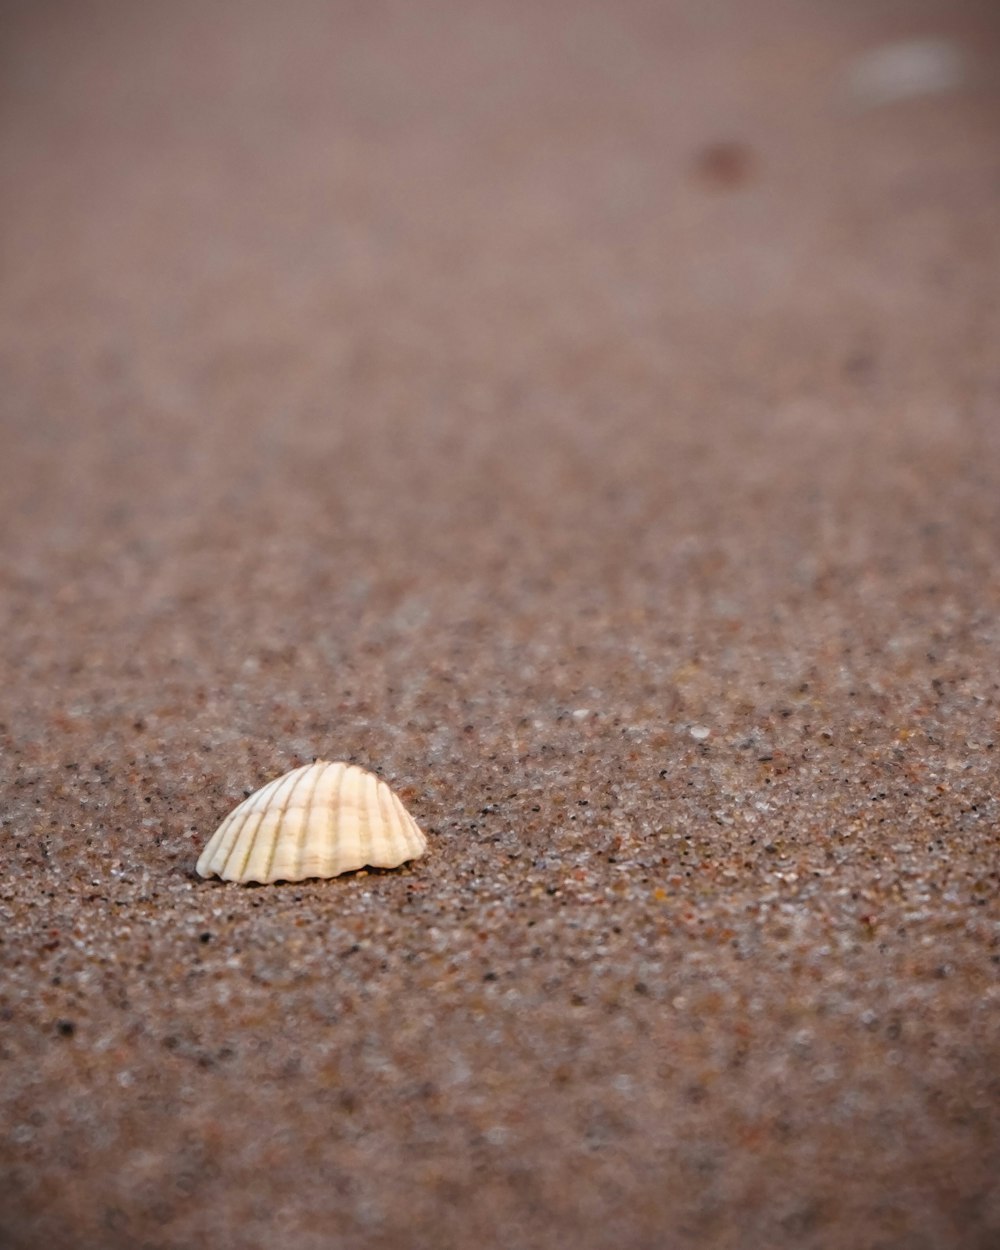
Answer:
xmin=1 ymin=1 xmax=999 ymax=1247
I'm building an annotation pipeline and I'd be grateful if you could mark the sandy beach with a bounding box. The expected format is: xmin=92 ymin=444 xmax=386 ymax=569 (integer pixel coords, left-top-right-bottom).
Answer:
xmin=1 ymin=2 xmax=998 ymax=1246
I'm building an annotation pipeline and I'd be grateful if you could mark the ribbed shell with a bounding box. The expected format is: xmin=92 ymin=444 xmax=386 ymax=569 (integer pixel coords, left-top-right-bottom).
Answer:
xmin=196 ymin=761 xmax=427 ymax=884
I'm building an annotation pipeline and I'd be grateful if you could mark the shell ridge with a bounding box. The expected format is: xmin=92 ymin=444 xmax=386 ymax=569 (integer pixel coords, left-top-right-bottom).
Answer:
xmin=374 ymin=777 xmax=399 ymax=865
xmin=196 ymin=810 xmax=230 ymax=875
xmin=290 ymin=760 xmax=324 ymax=882
xmin=261 ymin=762 xmax=317 ymax=882
xmin=405 ymin=815 xmax=425 ymax=855
xmin=217 ymin=797 xmax=262 ymax=880
xmin=390 ymin=783 xmax=415 ymax=863
xmin=226 ymin=773 xmax=289 ymax=882
xmin=327 ymin=761 xmax=348 ymax=877
xmin=214 ymin=772 xmax=290 ymax=877
xmin=262 ymin=761 xmax=318 ymax=883
xmin=237 ymin=764 xmax=309 ymax=883
xmin=359 ymin=768 xmax=376 ymax=868
xmin=408 ymin=811 xmax=426 ymax=853
xmin=371 ymin=774 xmax=389 ymax=864
xmin=392 ymin=791 xmax=424 ymax=855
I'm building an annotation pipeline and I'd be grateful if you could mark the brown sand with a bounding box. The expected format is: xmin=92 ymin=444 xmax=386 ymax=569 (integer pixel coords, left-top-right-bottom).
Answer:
xmin=1 ymin=2 xmax=999 ymax=1247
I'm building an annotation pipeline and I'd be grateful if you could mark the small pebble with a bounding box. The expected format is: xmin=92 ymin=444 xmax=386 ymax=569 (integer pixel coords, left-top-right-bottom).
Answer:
xmin=689 ymin=725 xmax=711 ymax=741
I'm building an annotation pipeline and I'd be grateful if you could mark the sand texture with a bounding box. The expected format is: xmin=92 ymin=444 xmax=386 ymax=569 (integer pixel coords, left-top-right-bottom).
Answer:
xmin=1 ymin=2 xmax=999 ymax=1247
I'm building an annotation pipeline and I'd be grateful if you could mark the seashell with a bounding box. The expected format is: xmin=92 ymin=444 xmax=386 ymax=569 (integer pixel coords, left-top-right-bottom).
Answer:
xmin=196 ymin=760 xmax=426 ymax=884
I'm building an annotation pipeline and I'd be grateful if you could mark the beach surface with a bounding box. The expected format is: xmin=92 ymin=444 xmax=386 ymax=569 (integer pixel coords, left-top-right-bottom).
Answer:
xmin=1 ymin=2 xmax=999 ymax=1247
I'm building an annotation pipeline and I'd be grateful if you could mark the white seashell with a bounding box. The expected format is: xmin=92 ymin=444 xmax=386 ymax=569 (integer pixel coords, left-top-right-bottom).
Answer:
xmin=196 ymin=760 xmax=427 ymax=884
